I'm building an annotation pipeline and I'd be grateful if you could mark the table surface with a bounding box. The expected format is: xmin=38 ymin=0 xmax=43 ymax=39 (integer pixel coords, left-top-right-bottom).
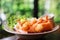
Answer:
xmin=0 ymin=35 xmax=19 ymax=40
xmin=0 ymin=34 xmax=60 ymax=40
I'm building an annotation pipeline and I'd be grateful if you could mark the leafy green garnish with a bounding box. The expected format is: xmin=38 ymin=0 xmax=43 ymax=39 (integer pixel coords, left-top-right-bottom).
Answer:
xmin=7 ymin=14 xmax=28 ymax=29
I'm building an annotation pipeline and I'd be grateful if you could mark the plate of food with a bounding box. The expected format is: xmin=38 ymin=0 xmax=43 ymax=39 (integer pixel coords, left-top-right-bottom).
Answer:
xmin=3 ymin=14 xmax=59 ymax=39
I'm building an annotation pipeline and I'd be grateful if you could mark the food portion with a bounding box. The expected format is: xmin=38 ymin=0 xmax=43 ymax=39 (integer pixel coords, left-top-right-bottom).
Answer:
xmin=14 ymin=15 xmax=55 ymax=33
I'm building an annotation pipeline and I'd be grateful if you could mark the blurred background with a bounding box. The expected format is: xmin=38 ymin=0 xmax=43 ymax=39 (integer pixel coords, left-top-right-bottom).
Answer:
xmin=0 ymin=0 xmax=60 ymax=40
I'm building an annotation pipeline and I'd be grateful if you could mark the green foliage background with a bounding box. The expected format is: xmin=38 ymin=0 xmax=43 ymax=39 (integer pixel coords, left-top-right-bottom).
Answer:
xmin=49 ymin=0 xmax=60 ymax=23
xmin=0 ymin=0 xmax=60 ymax=30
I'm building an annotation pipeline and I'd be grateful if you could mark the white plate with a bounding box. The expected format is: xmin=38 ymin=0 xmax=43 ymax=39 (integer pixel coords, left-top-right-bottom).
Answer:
xmin=3 ymin=21 xmax=59 ymax=35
